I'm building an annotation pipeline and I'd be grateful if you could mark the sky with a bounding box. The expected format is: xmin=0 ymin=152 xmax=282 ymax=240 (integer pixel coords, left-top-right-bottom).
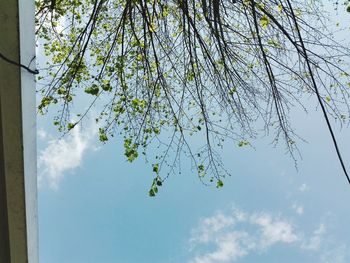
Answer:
xmin=36 ymin=5 xmax=350 ymax=263
xmin=37 ymin=103 xmax=350 ymax=263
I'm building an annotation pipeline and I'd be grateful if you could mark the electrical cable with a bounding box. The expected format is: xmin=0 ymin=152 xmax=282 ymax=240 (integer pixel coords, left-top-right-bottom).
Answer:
xmin=0 ymin=52 xmax=39 ymax=75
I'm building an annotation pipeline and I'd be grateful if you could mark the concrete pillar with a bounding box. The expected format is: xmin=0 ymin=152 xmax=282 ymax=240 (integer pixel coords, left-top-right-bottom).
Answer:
xmin=0 ymin=0 xmax=38 ymax=262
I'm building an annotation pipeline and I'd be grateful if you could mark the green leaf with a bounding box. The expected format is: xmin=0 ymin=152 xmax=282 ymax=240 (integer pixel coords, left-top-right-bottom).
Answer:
xmin=99 ymin=128 xmax=108 ymax=142
xmin=152 ymin=163 xmax=159 ymax=174
xmin=216 ymin=180 xmax=224 ymax=188
xmin=101 ymin=80 xmax=112 ymax=91
xmin=229 ymin=87 xmax=236 ymax=95
xmin=198 ymin=164 xmax=204 ymax=172
xmin=238 ymin=140 xmax=250 ymax=147
xmin=198 ymin=164 xmax=205 ymax=177
xmin=148 ymin=176 xmax=163 ymax=196
xmin=149 ymin=189 xmax=155 ymax=197
xmin=38 ymin=96 xmax=54 ymax=110
xmin=85 ymin=84 xmax=99 ymax=95
xmin=260 ymin=15 xmax=269 ymax=29
xmin=57 ymin=87 xmax=66 ymax=95
xmin=124 ymin=138 xmax=139 ymax=162
xmin=153 ymin=186 xmax=158 ymax=193
xmin=156 ymin=179 xmax=162 ymax=186
xmin=67 ymin=122 xmax=76 ymax=130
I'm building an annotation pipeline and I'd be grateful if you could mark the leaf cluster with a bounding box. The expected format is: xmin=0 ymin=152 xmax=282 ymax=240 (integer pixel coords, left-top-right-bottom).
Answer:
xmin=35 ymin=0 xmax=350 ymax=194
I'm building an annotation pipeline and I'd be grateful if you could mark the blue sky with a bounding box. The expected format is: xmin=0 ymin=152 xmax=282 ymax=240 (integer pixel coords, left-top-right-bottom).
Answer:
xmin=36 ymin=5 xmax=350 ymax=263
xmin=37 ymin=96 xmax=350 ymax=263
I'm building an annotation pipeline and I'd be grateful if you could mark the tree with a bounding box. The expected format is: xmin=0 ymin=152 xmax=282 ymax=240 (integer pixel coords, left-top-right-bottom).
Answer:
xmin=34 ymin=0 xmax=350 ymax=195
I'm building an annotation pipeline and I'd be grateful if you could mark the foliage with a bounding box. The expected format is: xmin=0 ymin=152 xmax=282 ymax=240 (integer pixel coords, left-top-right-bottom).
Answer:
xmin=35 ymin=0 xmax=350 ymax=195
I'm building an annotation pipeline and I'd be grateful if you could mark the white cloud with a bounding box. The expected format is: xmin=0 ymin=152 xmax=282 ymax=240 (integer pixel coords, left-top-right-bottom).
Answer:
xmin=301 ymin=224 xmax=326 ymax=251
xmin=320 ymin=245 xmax=348 ymax=263
xmin=37 ymin=128 xmax=47 ymax=140
xmin=250 ymin=213 xmax=299 ymax=248
xmin=190 ymin=212 xmax=236 ymax=245
xmin=189 ymin=209 xmax=299 ymax=263
xmin=292 ymin=204 xmax=304 ymax=215
xmin=38 ymin=121 xmax=98 ymax=189
xmin=299 ymin=183 xmax=309 ymax=192
xmin=188 ymin=208 xmax=344 ymax=263
xmin=190 ymin=231 xmax=254 ymax=263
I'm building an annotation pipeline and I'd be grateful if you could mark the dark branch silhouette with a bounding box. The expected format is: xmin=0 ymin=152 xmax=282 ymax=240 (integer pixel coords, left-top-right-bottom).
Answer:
xmin=35 ymin=0 xmax=350 ymax=194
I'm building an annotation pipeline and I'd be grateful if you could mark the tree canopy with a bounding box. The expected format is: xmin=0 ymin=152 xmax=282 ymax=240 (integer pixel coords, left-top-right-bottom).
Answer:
xmin=35 ymin=0 xmax=350 ymax=195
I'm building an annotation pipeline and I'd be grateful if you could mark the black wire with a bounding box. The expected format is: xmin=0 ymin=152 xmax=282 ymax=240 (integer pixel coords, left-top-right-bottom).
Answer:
xmin=0 ymin=52 xmax=39 ymax=75
xmin=286 ymin=0 xmax=350 ymax=184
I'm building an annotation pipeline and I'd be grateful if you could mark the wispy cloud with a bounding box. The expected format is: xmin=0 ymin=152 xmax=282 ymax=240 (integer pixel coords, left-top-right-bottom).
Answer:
xmin=37 ymin=128 xmax=48 ymax=140
xmin=188 ymin=208 xmax=343 ymax=263
xmin=292 ymin=203 xmax=304 ymax=215
xmin=301 ymin=223 xmax=326 ymax=251
xmin=250 ymin=212 xmax=299 ymax=248
xmin=320 ymin=245 xmax=348 ymax=263
xmin=189 ymin=209 xmax=299 ymax=263
xmin=299 ymin=183 xmax=309 ymax=192
xmin=190 ymin=231 xmax=254 ymax=263
xmin=38 ymin=121 xmax=98 ymax=189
